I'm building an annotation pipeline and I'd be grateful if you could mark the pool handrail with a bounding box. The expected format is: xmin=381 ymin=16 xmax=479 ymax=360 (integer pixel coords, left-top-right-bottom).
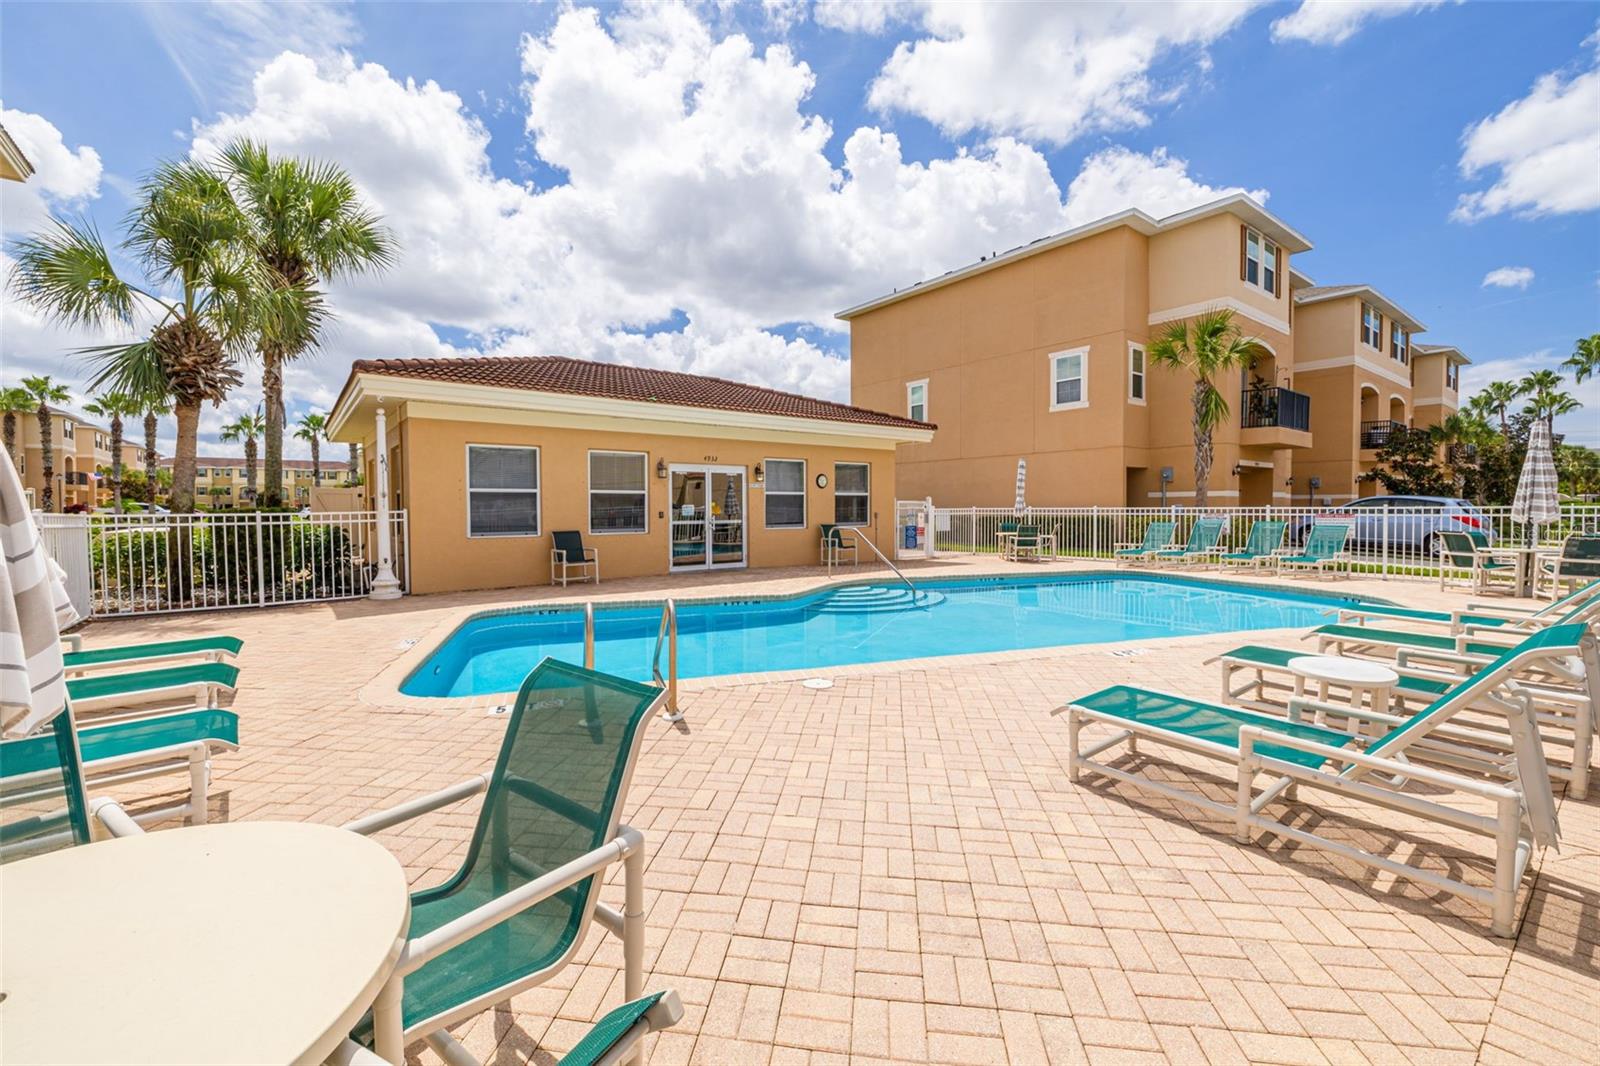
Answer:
xmin=831 ymin=527 xmax=919 ymax=600
xmin=652 ymin=599 xmax=682 ymax=723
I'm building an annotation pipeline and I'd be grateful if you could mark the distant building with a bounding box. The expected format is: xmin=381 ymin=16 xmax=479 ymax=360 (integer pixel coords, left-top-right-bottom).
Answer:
xmin=157 ymin=456 xmax=350 ymax=508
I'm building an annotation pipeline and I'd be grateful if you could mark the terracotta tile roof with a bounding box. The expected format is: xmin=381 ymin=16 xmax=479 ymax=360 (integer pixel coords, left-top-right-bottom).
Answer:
xmin=348 ymin=355 xmax=933 ymax=431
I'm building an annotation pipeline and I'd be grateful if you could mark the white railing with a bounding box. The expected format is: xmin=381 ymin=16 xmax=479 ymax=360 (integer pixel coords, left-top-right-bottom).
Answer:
xmin=45 ymin=509 xmax=411 ymax=617
xmin=924 ymin=503 xmax=1600 ymax=579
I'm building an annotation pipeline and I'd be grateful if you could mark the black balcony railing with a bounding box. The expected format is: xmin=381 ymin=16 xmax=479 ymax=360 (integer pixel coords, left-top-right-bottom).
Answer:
xmin=1241 ymin=385 xmax=1311 ymax=432
xmin=1360 ymin=419 xmax=1407 ymax=449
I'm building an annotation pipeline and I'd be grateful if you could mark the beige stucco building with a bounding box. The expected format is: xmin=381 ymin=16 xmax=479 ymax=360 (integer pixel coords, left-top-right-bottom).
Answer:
xmin=158 ymin=457 xmax=349 ymax=508
xmin=841 ymin=195 xmax=1315 ymax=508
xmin=5 ymin=406 xmax=112 ymax=511
xmin=327 ymin=356 xmax=932 ymax=595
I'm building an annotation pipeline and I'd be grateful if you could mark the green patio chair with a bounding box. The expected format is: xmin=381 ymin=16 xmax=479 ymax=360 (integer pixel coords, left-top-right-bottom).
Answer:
xmin=344 ymin=658 xmax=668 ymax=1063
xmin=1331 ymin=578 xmax=1600 ymax=634
xmin=1061 ymin=623 xmax=1591 ymax=935
xmin=65 ymin=661 xmax=239 ymax=713
xmin=1150 ymin=517 xmax=1227 ymax=568
xmin=1313 ymin=585 xmax=1600 ymax=663
xmin=0 ymin=706 xmax=92 ymax=862
xmin=62 ymin=634 xmax=243 ymax=675
xmin=1220 ymin=520 xmax=1286 ymax=570
xmin=557 ymin=990 xmax=684 ymax=1066
xmin=2 ymin=707 xmax=238 ymax=842
xmin=820 ymin=523 xmax=857 ymax=566
xmin=1012 ymin=524 xmax=1043 ymax=562
xmin=1277 ymin=523 xmax=1352 ymax=578
xmin=551 ymin=530 xmax=600 ymax=588
xmin=1113 ymin=520 xmax=1175 ymax=566
xmin=1437 ymin=530 xmax=1514 ymax=595
xmin=1538 ymin=533 xmax=1600 ymax=600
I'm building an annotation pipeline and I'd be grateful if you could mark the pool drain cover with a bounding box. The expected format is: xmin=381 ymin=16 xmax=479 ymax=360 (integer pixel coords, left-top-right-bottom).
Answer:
xmin=802 ymin=678 xmax=834 ymax=690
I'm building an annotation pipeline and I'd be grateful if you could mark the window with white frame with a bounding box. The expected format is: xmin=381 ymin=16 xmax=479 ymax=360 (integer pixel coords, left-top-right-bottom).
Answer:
xmin=588 ymin=450 xmax=647 ymax=533
xmin=764 ymin=458 xmax=806 ymax=528
xmin=906 ymin=380 xmax=928 ymax=422
xmin=1446 ymin=361 xmax=1460 ymax=391
xmin=1390 ymin=323 xmax=1408 ymax=364
xmin=467 ymin=444 xmax=539 ymax=537
xmin=1361 ymin=302 xmax=1382 ymax=349
xmin=1128 ymin=344 xmax=1146 ymax=403
xmin=1244 ymin=228 xmax=1278 ymax=294
xmin=1049 ymin=348 xmax=1087 ymax=409
xmin=834 ymin=462 xmax=869 ymax=526
xmin=61 ymin=420 xmax=74 ymax=440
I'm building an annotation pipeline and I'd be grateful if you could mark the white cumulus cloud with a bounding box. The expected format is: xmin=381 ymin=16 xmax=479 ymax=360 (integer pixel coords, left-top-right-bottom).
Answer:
xmin=1452 ymin=53 xmax=1600 ymax=222
xmin=860 ymin=1 xmax=1262 ymax=144
xmin=1061 ymin=147 xmax=1268 ymax=227
xmin=1481 ymin=266 xmax=1534 ymax=290
xmin=0 ymin=105 xmax=104 ymax=235
xmin=1271 ymin=0 xmax=1449 ymax=46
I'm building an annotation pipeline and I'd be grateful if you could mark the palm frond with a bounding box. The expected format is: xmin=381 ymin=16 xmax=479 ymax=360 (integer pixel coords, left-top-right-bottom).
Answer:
xmin=8 ymin=218 xmax=147 ymax=328
xmin=79 ymin=339 xmax=168 ymax=399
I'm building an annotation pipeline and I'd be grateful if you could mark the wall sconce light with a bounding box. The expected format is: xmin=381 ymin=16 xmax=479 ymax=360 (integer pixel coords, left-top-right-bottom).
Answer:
xmin=1231 ymin=463 xmax=1243 ymax=477
xmin=754 ymin=462 xmax=764 ymax=483
xmin=1284 ymin=475 xmax=1295 ymax=488
xmin=655 ymin=459 xmax=667 ymax=479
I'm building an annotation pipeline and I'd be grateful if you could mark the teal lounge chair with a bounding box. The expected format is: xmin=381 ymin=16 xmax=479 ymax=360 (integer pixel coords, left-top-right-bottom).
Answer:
xmin=62 ymin=634 xmax=243 ymax=675
xmin=1220 ymin=520 xmax=1286 ymax=570
xmin=1150 ymin=517 xmax=1227 ymax=568
xmin=557 ymin=991 xmax=684 ymax=1066
xmin=1313 ymin=586 xmax=1600 ymax=662
xmin=2 ymin=707 xmax=238 ymax=846
xmin=1113 ymin=521 xmax=1175 ymax=566
xmin=1277 ymin=522 xmax=1352 ymax=577
xmin=1437 ymin=530 xmax=1515 ymax=594
xmin=65 ymin=661 xmax=239 ymax=713
xmin=1061 ymin=624 xmax=1588 ymax=935
xmin=339 ymin=659 xmax=668 ymax=1063
xmin=1210 ymin=640 xmax=1596 ymax=798
xmin=1538 ymin=533 xmax=1600 ymax=600
xmin=1332 ymin=578 xmax=1600 ymax=634
xmin=0 ymin=707 xmax=92 ymax=861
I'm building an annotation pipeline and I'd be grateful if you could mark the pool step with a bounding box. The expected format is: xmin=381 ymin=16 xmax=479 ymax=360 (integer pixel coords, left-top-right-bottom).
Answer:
xmin=813 ymin=586 xmax=945 ymax=615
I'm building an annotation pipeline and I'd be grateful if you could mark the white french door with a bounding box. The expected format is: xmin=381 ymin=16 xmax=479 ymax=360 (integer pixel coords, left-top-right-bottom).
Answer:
xmin=668 ymin=465 xmax=747 ymax=570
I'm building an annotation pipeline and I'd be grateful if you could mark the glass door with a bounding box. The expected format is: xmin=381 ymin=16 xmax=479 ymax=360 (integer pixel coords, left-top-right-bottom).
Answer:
xmin=668 ymin=465 xmax=746 ymax=570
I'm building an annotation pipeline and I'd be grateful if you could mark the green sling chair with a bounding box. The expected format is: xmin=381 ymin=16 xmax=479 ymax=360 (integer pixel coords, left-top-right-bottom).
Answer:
xmin=1150 ymin=517 xmax=1227 ymax=567
xmin=63 ymin=634 xmax=243 ymax=674
xmin=1277 ymin=522 xmax=1352 ymax=576
xmin=1113 ymin=520 xmax=1175 ymax=565
xmin=346 ymin=658 xmax=668 ymax=1063
xmin=1220 ymin=520 xmax=1286 ymax=569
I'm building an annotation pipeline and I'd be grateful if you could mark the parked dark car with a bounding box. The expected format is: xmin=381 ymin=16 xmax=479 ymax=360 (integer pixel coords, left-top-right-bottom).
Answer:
xmin=1293 ymin=496 xmax=1493 ymax=556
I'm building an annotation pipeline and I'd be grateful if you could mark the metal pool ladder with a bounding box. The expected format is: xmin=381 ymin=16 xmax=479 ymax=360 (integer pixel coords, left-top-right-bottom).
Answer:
xmin=652 ymin=599 xmax=683 ymax=722
xmin=830 ymin=528 xmax=923 ymax=603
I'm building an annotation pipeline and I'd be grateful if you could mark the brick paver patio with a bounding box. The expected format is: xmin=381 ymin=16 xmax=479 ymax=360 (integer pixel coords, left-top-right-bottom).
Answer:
xmin=78 ymin=558 xmax=1600 ymax=1065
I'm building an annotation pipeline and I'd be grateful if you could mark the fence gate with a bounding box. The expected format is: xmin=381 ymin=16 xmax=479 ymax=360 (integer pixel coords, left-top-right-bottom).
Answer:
xmin=36 ymin=513 xmax=92 ymax=620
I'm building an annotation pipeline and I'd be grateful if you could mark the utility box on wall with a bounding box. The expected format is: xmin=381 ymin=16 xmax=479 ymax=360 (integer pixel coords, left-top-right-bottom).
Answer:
xmin=310 ymin=485 xmax=368 ymax=513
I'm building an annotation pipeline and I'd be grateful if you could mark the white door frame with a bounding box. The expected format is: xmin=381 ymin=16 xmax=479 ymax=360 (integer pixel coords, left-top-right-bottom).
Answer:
xmin=668 ymin=464 xmax=748 ymax=571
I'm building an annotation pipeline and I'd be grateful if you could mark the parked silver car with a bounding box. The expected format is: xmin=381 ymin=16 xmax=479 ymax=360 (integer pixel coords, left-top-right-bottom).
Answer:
xmin=1294 ymin=496 xmax=1494 ymax=555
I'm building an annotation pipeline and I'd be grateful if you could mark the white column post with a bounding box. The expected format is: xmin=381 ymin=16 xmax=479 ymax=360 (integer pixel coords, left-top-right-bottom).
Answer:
xmin=369 ymin=403 xmax=402 ymax=601
xmin=924 ymin=496 xmax=936 ymax=558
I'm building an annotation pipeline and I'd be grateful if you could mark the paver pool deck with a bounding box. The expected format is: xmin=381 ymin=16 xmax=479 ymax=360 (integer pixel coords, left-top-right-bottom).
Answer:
xmin=77 ymin=557 xmax=1600 ymax=1065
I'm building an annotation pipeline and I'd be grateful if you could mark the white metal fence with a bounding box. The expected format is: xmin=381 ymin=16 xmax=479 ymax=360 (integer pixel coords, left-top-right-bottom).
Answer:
xmin=905 ymin=503 xmax=1600 ymax=579
xmin=41 ymin=510 xmax=410 ymax=617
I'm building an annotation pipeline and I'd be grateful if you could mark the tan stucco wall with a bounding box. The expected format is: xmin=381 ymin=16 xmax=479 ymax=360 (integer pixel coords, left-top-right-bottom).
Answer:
xmin=372 ymin=414 xmax=902 ymax=595
xmin=849 ymin=210 xmax=1299 ymax=507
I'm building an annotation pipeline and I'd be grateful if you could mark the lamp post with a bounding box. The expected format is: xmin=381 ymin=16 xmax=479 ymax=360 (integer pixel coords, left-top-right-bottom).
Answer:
xmin=368 ymin=403 xmax=402 ymax=601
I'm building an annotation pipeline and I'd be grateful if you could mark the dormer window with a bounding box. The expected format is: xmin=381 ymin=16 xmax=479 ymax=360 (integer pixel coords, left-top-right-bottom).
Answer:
xmin=1242 ymin=228 xmax=1279 ymax=296
xmin=1390 ymin=323 xmax=1408 ymax=364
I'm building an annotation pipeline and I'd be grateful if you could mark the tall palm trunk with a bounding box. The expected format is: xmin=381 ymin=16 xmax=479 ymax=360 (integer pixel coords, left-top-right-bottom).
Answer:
xmin=244 ymin=436 xmax=258 ymax=501
xmin=109 ymin=414 xmax=125 ymax=511
xmin=262 ymin=345 xmax=286 ymax=508
xmin=309 ymin=434 xmax=321 ymax=484
xmin=1191 ymin=380 xmax=1214 ymax=508
xmin=2 ymin=412 xmax=16 ymax=466
xmin=170 ymin=401 xmax=201 ymax=513
xmin=36 ymin=405 xmax=54 ymax=513
xmin=348 ymin=442 xmax=358 ymax=484
xmin=144 ymin=412 xmax=159 ymax=504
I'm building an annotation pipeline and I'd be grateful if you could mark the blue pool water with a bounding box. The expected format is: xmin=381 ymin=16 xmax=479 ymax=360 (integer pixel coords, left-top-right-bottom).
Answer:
xmin=403 ymin=574 xmax=1369 ymax=697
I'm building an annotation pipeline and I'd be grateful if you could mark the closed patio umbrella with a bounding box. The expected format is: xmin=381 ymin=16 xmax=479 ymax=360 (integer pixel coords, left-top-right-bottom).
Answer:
xmin=1511 ymin=419 xmax=1561 ymax=547
xmin=1 ymin=457 xmax=79 ymax=738
xmin=1013 ymin=459 xmax=1027 ymax=516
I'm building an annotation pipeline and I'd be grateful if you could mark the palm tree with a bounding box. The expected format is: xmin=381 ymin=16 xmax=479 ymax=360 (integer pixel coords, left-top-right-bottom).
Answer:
xmin=1519 ymin=368 xmax=1575 ymax=432
xmin=0 ymin=385 xmax=33 ymax=468
xmin=1475 ymin=380 xmax=1521 ymax=433
xmin=347 ymin=441 xmax=360 ymax=485
xmin=219 ymin=140 xmax=392 ymax=508
xmin=141 ymin=397 xmax=170 ymax=505
xmin=1147 ymin=308 xmax=1261 ymax=506
xmin=82 ymin=392 xmax=141 ymax=511
xmin=6 ymin=160 xmax=307 ymax=513
xmin=1563 ymin=333 xmax=1600 ymax=384
xmin=20 ymin=376 xmax=71 ymax=512
xmin=294 ymin=411 xmax=328 ymax=497
xmin=220 ymin=409 xmax=268 ymax=504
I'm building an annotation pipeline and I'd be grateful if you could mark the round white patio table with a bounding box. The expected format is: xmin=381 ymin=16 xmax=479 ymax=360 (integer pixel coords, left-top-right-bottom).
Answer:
xmin=1287 ymin=655 xmax=1399 ymax=734
xmin=0 ymin=821 xmax=410 ymax=1066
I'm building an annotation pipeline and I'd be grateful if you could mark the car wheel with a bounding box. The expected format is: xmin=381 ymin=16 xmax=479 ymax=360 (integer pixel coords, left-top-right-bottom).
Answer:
xmin=1420 ymin=533 xmax=1438 ymax=560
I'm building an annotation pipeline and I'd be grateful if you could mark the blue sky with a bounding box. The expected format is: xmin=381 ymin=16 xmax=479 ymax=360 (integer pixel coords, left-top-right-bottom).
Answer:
xmin=2 ymin=0 xmax=1597 ymax=455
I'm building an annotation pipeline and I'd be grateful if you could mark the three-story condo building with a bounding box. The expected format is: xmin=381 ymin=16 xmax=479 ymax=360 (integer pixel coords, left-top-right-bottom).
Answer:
xmin=841 ymin=195 xmax=1314 ymax=507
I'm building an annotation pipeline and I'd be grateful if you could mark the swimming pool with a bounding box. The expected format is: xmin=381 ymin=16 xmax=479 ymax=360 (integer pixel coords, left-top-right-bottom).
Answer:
xmin=402 ymin=574 xmax=1372 ymax=697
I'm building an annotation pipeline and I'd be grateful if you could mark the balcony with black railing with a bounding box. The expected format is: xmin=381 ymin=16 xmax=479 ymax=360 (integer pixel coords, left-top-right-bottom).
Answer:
xmin=1360 ymin=419 xmax=1407 ymax=450
xmin=1241 ymin=386 xmax=1311 ymax=431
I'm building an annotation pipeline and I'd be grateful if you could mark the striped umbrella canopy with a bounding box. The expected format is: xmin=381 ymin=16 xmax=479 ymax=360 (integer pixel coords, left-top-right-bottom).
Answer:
xmin=1511 ymin=419 xmax=1561 ymax=542
xmin=1 ymin=456 xmax=79 ymax=738
xmin=1013 ymin=459 xmax=1028 ymax=516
